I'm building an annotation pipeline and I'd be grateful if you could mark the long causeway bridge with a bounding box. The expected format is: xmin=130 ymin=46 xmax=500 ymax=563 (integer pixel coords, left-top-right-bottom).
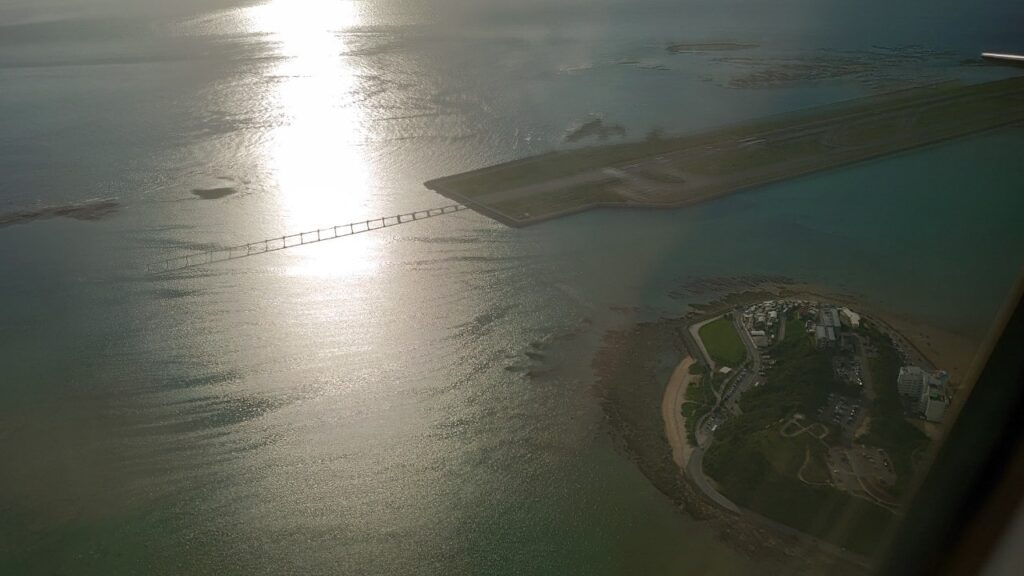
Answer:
xmin=147 ymin=204 xmax=466 ymax=274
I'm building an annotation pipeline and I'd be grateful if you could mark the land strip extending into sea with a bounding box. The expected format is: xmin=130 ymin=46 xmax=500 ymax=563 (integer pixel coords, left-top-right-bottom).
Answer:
xmin=426 ymin=76 xmax=1024 ymax=227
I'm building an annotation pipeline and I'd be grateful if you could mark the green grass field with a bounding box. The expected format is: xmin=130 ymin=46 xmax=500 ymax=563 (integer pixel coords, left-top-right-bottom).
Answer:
xmin=698 ymin=317 xmax=747 ymax=367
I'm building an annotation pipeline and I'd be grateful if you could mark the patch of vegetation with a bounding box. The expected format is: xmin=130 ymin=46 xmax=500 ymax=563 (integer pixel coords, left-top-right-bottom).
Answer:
xmin=782 ymin=314 xmax=804 ymax=344
xmin=685 ymin=404 xmax=711 ymax=446
xmin=703 ymin=323 xmax=895 ymax=554
xmin=707 ymin=371 xmax=727 ymax=396
xmin=762 ymin=429 xmax=831 ymax=486
xmin=684 ymin=374 xmax=714 ymax=406
xmin=800 ymin=448 xmax=832 ymax=484
xmin=706 ymin=421 xmax=893 ymax=554
xmin=760 ymin=431 xmax=811 ymax=476
xmin=698 ymin=317 xmax=747 ymax=367
xmin=856 ymin=322 xmax=929 ymax=494
xmin=739 ymin=324 xmax=838 ymax=423
xmin=688 ymin=362 xmax=707 ymax=375
xmin=682 ymin=374 xmax=715 ymax=445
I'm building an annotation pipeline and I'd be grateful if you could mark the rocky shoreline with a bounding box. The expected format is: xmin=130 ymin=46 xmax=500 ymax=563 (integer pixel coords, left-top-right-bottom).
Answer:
xmin=590 ymin=276 xmax=978 ymax=573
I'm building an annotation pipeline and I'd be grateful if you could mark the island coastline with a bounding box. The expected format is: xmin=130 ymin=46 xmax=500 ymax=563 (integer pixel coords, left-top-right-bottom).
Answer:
xmin=595 ymin=276 xmax=983 ymax=572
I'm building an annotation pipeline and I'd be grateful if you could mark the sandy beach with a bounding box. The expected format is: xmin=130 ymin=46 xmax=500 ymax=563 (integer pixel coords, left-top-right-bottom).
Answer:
xmin=594 ymin=274 xmax=994 ymax=572
xmin=662 ymin=356 xmax=697 ymax=471
xmin=593 ymin=313 xmax=869 ymax=574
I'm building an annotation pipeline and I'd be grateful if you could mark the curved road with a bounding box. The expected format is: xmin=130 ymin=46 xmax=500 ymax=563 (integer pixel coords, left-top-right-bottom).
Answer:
xmin=687 ymin=446 xmax=741 ymax=514
xmin=688 ymin=316 xmax=719 ymax=372
xmin=682 ymin=308 xmax=872 ymax=568
xmin=680 ymin=310 xmax=762 ymax=515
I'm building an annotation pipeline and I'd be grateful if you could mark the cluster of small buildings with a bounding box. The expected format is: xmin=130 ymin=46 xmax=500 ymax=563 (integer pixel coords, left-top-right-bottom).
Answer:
xmin=806 ymin=304 xmax=861 ymax=349
xmin=813 ymin=306 xmax=841 ymax=348
xmin=897 ymin=366 xmax=950 ymax=422
xmin=741 ymin=300 xmax=792 ymax=348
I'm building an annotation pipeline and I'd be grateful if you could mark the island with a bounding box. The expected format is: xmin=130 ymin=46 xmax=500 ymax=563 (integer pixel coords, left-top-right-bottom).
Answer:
xmin=592 ymin=279 xmax=965 ymax=571
xmin=426 ymin=75 xmax=1024 ymax=227
xmin=679 ymin=298 xmax=951 ymax=557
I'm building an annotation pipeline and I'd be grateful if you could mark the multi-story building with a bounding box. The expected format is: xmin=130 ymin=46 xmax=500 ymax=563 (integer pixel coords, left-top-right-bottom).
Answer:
xmin=898 ymin=366 xmax=926 ymax=397
xmin=898 ymin=366 xmax=950 ymax=422
xmin=921 ymin=385 xmax=949 ymax=422
xmin=840 ymin=307 xmax=861 ymax=328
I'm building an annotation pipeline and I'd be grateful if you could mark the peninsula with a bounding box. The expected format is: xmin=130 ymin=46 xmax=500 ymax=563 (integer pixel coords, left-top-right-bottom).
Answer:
xmin=426 ymin=76 xmax=1024 ymax=227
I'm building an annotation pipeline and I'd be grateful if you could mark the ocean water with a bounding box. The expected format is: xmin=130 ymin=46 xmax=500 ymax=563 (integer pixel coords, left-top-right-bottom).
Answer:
xmin=1 ymin=0 xmax=1023 ymax=574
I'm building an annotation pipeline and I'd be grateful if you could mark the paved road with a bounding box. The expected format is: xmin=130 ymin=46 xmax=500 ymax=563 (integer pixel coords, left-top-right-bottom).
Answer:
xmin=688 ymin=316 xmax=719 ymax=372
xmin=726 ymin=312 xmax=762 ymax=413
xmin=687 ymin=308 xmax=874 ymax=568
xmin=687 ymin=446 xmax=741 ymax=514
xmin=681 ymin=310 xmax=763 ymax=515
xmin=853 ymin=334 xmax=876 ymax=402
xmin=692 ymin=310 xmax=760 ymax=434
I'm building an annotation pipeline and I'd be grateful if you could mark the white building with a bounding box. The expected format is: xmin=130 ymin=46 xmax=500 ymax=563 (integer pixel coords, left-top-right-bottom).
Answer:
xmin=815 ymin=325 xmax=829 ymax=348
xmin=750 ymin=329 xmax=769 ymax=348
xmin=819 ymin=306 xmax=841 ymax=328
xmin=898 ymin=366 xmax=951 ymax=422
xmin=897 ymin=366 xmax=926 ymax=397
xmin=921 ymin=385 xmax=949 ymax=422
xmin=840 ymin=307 xmax=861 ymax=328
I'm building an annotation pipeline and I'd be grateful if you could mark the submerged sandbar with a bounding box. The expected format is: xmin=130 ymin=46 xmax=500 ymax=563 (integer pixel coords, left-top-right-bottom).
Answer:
xmin=426 ymin=76 xmax=1024 ymax=227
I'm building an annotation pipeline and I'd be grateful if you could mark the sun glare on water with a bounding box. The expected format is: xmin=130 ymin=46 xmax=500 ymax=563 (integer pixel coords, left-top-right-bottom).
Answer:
xmin=245 ymin=0 xmax=378 ymax=277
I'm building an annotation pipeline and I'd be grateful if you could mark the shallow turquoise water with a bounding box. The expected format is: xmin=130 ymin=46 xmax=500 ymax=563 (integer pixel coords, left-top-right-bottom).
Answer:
xmin=1 ymin=1 xmax=1022 ymax=574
